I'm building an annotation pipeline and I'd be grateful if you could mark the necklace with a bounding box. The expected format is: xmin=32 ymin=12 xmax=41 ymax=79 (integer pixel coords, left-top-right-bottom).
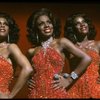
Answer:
xmin=41 ymin=37 xmax=53 ymax=50
xmin=41 ymin=37 xmax=53 ymax=54
xmin=0 ymin=42 xmax=7 ymax=48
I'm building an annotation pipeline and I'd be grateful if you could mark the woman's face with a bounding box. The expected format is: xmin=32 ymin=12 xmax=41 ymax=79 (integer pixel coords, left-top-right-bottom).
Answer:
xmin=74 ymin=16 xmax=89 ymax=35
xmin=36 ymin=15 xmax=53 ymax=37
xmin=0 ymin=17 xmax=9 ymax=37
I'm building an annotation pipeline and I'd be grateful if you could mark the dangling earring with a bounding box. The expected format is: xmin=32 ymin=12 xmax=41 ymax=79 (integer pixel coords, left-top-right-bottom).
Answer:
xmin=74 ymin=34 xmax=77 ymax=41
xmin=36 ymin=34 xmax=39 ymax=43
xmin=7 ymin=34 xmax=10 ymax=43
xmin=52 ymin=33 xmax=55 ymax=38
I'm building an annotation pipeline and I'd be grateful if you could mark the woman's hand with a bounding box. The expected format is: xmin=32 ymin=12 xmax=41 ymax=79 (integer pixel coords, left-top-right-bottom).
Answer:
xmin=27 ymin=78 xmax=35 ymax=90
xmin=0 ymin=92 xmax=9 ymax=99
xmin=51 ymin=75 xmax=73 ymax=91
xmin=97 ymin=76 xmax=100 ymax=84
xmin=76 ymin=40 xmax=95 ymax=50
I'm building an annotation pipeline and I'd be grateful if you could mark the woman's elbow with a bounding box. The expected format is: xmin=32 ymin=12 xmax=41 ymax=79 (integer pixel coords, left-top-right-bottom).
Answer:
xmin=24 ymin=66 xmax=33 ymax=75
xmin=85 ymin=55 xmax=92 ymax=65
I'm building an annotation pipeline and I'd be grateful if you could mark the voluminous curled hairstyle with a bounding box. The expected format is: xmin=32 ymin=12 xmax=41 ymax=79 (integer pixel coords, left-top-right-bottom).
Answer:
xmin=0 ymin=12 xmax=20 ymax=43
xmin=64 ymin=12 xmax=96 ymax=44
xmin=26 ymin=8 xmax=61 ymax=46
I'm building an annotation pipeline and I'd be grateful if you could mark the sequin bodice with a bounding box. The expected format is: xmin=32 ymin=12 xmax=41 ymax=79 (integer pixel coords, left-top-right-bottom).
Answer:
xmin=33 ymin=47 xmax=64 ymax=75
xmin=66 ymin=49 xmax=100 ymax=98
xmin=29 ymin=47 xmax=67 ymax=98
xmin=86 ymin=49 xmax=100 ymax=73
xmin=0 ymin=56 xmax=13 ymax=93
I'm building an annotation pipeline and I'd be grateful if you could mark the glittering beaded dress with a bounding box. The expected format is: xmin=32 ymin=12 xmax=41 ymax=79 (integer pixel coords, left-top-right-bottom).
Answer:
xmin=66 ymin=49 xmax=100 ymax=98
xmin=0 ymin=56 xmax=13 ymax=94
xmin=28 ymin=47 xmax=67 ymax=98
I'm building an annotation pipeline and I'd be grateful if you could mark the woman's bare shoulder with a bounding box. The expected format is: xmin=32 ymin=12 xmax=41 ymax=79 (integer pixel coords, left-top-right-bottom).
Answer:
xmin=28 ymin=46 xmax=41 ymax=56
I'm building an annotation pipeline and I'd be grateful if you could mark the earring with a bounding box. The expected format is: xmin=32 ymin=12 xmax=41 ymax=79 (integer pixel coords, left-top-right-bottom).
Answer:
xmin=36 ymin=34 xmax=39 ymax=43
xmin=8 ymin=34 xmax=10 ymax=43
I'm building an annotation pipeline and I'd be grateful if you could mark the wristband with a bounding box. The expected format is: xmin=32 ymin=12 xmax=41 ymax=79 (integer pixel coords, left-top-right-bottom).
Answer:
xmin=70 ymin=71 xmax=78 ymax=80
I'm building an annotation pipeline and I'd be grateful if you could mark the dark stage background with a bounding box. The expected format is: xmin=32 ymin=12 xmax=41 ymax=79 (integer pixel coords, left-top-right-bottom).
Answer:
xmin=0 ymin=2 xmax=99 ymax=98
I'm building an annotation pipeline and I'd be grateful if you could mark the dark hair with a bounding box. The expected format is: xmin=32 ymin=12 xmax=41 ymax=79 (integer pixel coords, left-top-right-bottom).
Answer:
xmin=26 ymin=8 xmax=61 ymax=46
xmin=0 ymin=12 xmax=19 ymax=43
xmin=64 ymin=12 xmax=96 ymax=44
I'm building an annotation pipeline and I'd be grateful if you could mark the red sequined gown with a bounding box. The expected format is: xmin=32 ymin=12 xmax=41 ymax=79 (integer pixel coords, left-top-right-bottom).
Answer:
xmin=66 ymin=49 xmax=100 ymax=98
xmin=28 ymin=47 xmax=67 ymax=98
xmin=0 ymin=56 xmax=13 ymax=94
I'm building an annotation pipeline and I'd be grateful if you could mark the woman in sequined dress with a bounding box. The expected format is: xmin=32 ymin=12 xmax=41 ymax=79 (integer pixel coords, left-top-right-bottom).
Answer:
xmin=64 ymin=12 xmax=100 ymax=98
xmin=0 ymin=12 xmax=33 ymax=98
xmin=26 ymin=8 xmax=91 ymax=98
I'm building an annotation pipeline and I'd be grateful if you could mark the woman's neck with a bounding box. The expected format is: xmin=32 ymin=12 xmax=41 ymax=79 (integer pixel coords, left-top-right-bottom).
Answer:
xmin=0 ymin=41 xmax=7 ymax=48
xmin=77 ymin=35 xmax=88 ymax=43
xmin=0 ymin=36 xmax=8 ymax=43
xmin=39 ymin=34 xmax=53 ymax=42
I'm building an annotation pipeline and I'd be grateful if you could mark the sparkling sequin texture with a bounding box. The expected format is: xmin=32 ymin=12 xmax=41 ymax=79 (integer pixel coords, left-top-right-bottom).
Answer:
xmin=66 ymin=49 xmax=100 ymax=98
xmin=28 ymin=47 xmax=68 ymax=98
xmin=0 ymin=56 xmax=13 ymax=93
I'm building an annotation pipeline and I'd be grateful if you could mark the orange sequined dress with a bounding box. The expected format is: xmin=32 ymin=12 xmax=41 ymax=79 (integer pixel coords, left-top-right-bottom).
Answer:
xmin=28 ymin=47 xmax=67 ymax=98
xmin=0 ymin=56 xmax=13 ymax=94
xmin=66 ymin=49 xmax=100 ymax=98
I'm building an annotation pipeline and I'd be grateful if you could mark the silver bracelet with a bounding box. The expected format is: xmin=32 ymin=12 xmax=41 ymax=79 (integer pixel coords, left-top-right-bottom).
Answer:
xmin=70 ymin=71 xmax=78 ymax=80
